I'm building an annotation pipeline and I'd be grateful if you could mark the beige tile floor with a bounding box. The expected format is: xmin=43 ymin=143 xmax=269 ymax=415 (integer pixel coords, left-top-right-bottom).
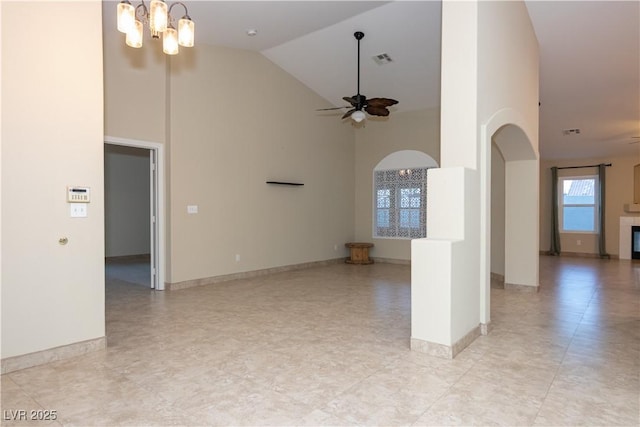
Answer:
xmin=2 ymin=256 xmax=639 ymax=426
xmin=105 ymin=256 xmax=151 ymax=288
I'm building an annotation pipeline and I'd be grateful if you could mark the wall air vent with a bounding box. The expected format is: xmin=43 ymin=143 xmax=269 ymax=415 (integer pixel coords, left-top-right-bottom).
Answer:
xmin=562 ymin=128 xmax=581 ymax=136
xmin=372 ymin=53 xmax=393 ymax=65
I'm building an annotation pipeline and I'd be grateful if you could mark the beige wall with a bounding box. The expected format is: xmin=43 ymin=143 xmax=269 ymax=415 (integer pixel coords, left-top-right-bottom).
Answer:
xmin=491 ymin=143 xmax=506 ymax=275
xmin=104 ymin=145 xmax=150 ymax=257
xmin=354 ymin=108 xmax=440 ymax=261
xmin=132 ymin=44 xmax=354 ymax=283
xmin=1 ymin=1 xmax=105 ymax=358
xmin=540 ymin=155 xmax=640 ymax=256
xmin=102 ymin=3 xmax=167 ymax=144
xmin=104 ymin=17 xmax=356 ymax=283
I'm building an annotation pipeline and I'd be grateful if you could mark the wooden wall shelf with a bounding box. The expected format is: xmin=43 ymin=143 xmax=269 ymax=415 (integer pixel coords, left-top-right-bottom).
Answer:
xmin=266 ymin=181 xmax=304 ymax=186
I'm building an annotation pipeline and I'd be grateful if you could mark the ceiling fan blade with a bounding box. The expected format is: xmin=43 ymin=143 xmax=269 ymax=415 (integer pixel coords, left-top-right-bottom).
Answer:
xmin=342 ymin=109 xmax=356 ymax=119
xmin=343 ymin=96 xmax=358 ymax=107
xmin=366 ymin=98 xmax=399 ymax=108
xmin=316 ymin=106 xmax=350 ymax=111
xmin=365 ymin=106 xmax=390 ymax=117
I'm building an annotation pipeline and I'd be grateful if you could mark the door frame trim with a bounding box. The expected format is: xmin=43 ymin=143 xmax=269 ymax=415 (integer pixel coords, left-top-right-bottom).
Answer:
xmin=104 ymin=135 xmax=165 ymax=290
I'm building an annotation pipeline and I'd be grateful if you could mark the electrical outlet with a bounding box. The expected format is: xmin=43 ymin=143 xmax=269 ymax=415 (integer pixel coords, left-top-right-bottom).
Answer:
xmin=235 ymin=254 xmax=240 ymax=262
xmin=334 ymin=244 xmax=338 ymax=251
xmin=577 ymin=240 xmax=582 ymax=246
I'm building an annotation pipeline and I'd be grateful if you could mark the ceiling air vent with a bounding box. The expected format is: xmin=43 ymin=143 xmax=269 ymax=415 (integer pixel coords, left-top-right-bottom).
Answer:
xmin=562 ymin=128 xmax=581 ymax=136
xmin=372 ymin=53 xmax=393 ymax=65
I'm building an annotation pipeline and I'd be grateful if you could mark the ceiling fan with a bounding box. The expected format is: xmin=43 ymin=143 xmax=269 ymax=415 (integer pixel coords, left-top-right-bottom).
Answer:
xmin=317 ymin=31 xmax=398 ymax=123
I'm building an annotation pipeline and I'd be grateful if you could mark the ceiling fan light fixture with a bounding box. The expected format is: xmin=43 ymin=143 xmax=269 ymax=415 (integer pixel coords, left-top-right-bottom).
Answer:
xmin=352 ymin=110 xmax=366 ymax=123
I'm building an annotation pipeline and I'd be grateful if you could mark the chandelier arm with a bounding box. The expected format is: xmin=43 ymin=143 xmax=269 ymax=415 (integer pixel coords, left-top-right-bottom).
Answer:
xmin=135 ymin=1 xmax=148 ymax=21
xmin=168 ymin=2 xmax=190 ymax=20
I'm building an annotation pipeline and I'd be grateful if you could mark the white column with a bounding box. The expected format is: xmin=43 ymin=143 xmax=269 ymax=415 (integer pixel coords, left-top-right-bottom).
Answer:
xmin=410 ymin=1 xmax=482 ymax=358
xmin=411 ymin=166 xmax=481 ymax=358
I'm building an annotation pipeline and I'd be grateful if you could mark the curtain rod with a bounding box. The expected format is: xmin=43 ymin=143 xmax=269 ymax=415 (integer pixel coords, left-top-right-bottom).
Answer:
xmin=554 ymin=163 xmax=612 ymax=170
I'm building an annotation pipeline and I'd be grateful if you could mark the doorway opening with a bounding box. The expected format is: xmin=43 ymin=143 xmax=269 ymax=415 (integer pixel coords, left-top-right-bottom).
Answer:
xmin=104 ymin=137 xmax=165 ymax=290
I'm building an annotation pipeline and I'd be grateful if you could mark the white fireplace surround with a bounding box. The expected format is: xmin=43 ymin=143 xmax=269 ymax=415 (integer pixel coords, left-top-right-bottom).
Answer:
xmin=619 ymin=216 xmax=640 ymax=260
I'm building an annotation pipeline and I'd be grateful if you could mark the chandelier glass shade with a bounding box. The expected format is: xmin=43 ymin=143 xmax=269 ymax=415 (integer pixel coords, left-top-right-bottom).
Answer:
xmin=125 ymin=20 xmax=143 ymax=48
xmin=149 ymin=0 xmax=168 ymax=34
xmin=117 ymin=0 xmax=195 ymax=55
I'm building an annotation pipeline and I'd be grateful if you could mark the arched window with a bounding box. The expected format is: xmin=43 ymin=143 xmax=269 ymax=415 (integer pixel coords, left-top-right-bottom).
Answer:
xmin=373 ymin=150 xmax=438 ymax=239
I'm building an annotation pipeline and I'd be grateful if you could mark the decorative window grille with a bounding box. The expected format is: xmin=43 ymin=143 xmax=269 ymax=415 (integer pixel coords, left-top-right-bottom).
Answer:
xmin=374 ymin=167 xmax=428 ymax=239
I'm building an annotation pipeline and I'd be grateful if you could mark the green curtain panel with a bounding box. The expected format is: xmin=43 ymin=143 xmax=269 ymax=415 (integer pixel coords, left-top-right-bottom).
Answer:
xmin=550 ymin=167 xmax=561 ymax=255
xmin=598 ymin=163 xmax=610 ymax=259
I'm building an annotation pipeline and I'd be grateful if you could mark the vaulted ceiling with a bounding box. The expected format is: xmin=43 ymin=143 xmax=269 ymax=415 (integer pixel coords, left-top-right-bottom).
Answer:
xmin=103 ymin=1 xmax=640 ymax=160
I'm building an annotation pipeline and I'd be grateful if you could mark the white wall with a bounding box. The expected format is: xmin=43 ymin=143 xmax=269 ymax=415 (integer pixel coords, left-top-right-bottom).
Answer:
xmin=354 ymin=108 xmax=440 ymax=261
xmin=1 ymin=1 xmax=105 ymax=358
xmin=105 ymin=145 xmax=150 ymax=257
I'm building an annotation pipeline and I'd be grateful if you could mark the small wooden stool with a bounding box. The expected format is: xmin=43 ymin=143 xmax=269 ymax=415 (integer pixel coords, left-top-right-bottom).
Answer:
xmin=345 ymin=242 xmax=374 ymax=265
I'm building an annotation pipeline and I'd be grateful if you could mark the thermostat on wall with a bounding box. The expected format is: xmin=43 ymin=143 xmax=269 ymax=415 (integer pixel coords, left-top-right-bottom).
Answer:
xmin=67 ymin=186 xmax=91 ymax=203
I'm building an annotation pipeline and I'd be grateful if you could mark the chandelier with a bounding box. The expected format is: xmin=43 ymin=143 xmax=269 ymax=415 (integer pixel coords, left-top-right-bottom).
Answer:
xmin=117 ymin=0 xmax=195 ymax=55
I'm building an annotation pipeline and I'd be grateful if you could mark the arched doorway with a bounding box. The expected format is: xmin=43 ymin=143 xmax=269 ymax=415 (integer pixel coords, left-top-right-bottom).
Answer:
xmin=480 ymin=109 xmax=539 ymax=331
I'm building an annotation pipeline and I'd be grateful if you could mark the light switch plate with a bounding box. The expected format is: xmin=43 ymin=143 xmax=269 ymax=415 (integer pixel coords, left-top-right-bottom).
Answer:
xmin=70 ymin=203 xmax=87 ymax=218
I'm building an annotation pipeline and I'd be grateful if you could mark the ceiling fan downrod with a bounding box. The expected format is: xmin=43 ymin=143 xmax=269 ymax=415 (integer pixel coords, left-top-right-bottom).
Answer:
xmin=354 ymin=31 xmax=365 ymax=111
